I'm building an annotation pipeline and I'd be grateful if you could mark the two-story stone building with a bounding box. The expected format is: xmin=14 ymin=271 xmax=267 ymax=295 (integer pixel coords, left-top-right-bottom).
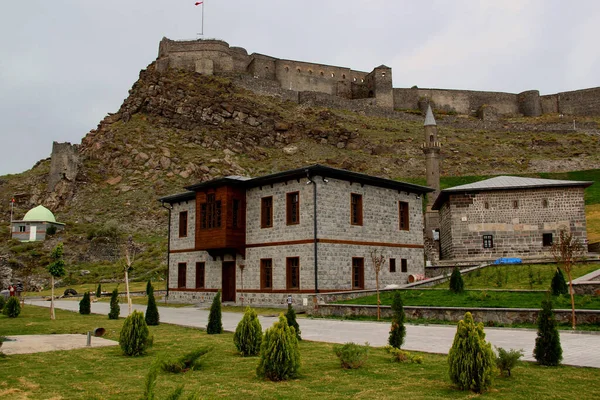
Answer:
xmin=160 ymin=165 xmax=432 ymax=306
xmin=432 ymin=176 xmax=593 ymax=261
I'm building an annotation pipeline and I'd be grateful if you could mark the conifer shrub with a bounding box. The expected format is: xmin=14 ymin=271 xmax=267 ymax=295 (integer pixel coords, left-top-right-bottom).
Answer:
xmin=534 ymin=298 xmax=562 ymax=366
xmin=334 ymin=342 xmax=370 ymax=369
xmin=145 ymin=284 xmax=160 ymax=326
xmin=96 ymin=283 xmax=102 ymax=298
xmin=285 ymin=303 xmax=301 ymax=340
xmin=256 ymin=313 xmax=300 ymax=381
xmin=448 ymin=312 xmax=495 ymax=393
xmin=161 ymin=348 xmax=209 ymax=373
xmin=206 ymin=292 xmax=223 ymax=334
xmin=233 ymin=307 xmax=262 ymax=356
xmin=495 ymin=347 xmax=523 ymax=377
xmin=449 ymin=267 xmax=465 ymax=293
xmin=119 ymin=310 xmax=153 ymax=356
xmin=146 ymin=280 xmax=152 ymax=296
xmin=108 ymin=288 xmax=120 ymax=319
xmin=79 ymin=292 xmax=91 ymax=315
xmin=384 ymin=345 xmax=423 ymax=364
xmin=3 ymin=297 xmax=21 ymax=318
xmin=388 ymin=291 xmax=406 ymax=349
xmin=550 ymin=267 xmax=568 ymax=296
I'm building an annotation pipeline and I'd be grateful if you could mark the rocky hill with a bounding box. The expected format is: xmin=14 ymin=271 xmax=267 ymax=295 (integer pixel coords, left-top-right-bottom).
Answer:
xmin=1 ymin=62 xmax=600 ymax=290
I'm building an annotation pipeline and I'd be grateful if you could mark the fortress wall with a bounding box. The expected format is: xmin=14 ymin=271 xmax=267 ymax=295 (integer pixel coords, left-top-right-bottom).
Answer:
xmin=231 ymin=74 xmax=299 ymax=103
xmin=298 ymin=91 xmax=378 ymax=111
xmin=230 ymin=46 xmax=251 ymax=72
xmin=247 ymin=54 xmax=276 ymax=80
xmin=558 ymin=87 xmax=600 ymax=116
xmin=540 ymin=94 xmax=559 ymax=114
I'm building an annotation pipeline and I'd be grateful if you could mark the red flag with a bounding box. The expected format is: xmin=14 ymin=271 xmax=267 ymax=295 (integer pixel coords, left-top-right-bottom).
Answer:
xmin=11 ymin=198 xmax=15 ymax=203
xmin=195 ymin=1 xmax=203 ymax=5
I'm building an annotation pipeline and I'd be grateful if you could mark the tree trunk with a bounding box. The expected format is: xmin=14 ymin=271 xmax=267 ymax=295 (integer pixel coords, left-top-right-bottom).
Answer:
xmin=376 ymin=270 xmax=380 ymax=321
xmin=567 ymin=269 xmax=576 ymax=330
xmin=125 ymin=269 xmax=132 ymax=315
xmin=50 ymin=276 xmax=55 ymax=320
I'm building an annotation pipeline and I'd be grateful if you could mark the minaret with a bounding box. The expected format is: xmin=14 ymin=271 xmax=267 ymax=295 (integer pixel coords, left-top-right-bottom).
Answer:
xmin=421 ymin=104 xmax=441 ymax=239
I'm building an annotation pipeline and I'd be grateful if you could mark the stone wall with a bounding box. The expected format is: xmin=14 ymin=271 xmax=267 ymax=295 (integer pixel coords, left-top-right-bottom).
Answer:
xmin=298 ymin=92 xmax=378 ymax=111
xmin=47 ymin=141 xmax=80 ymax=193
xmin=169 ymin=199 xmax=196 ymax=251
xmin=557 ymin=87 xmax=600 ymax=116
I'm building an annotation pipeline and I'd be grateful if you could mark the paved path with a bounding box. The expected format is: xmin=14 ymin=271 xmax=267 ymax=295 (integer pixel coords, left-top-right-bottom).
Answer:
xmin=28 ymin=300 xmax=600 ymax=369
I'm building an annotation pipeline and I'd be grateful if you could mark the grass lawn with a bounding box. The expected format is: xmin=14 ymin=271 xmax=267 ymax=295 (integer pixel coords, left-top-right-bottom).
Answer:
xmin=1 ymin=307 xmax=599 ymax=399
xmin=337 ymin=289 xmax=600 ymax=309
xmin=434 ymin=263 xmax=600 ymax=291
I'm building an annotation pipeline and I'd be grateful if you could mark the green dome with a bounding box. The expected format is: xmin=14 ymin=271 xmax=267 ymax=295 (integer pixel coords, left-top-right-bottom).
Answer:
xmin=23 ymin=205 xmax=57 ymax=223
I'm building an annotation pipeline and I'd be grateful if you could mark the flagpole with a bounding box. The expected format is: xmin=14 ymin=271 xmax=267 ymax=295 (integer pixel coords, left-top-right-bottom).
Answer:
xmin=9 ymin=198 xmax=14 ymax=239
xmin=202 ymin=2 xmax=204 ymax=36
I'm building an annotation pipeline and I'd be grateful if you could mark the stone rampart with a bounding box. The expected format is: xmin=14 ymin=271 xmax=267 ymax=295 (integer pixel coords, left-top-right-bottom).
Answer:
xmin=557 ymin=87 xmax=600 ymax=116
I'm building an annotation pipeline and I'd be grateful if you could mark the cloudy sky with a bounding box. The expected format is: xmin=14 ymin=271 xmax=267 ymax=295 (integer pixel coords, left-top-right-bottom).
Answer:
xmin=1 ymin=0 xmax=599 ymax=175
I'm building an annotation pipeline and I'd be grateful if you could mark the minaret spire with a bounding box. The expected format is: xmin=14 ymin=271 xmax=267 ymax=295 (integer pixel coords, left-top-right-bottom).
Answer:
xmin=424 ymin=104 xmax=437 ymax=126
xmin=421 ymin=105 xmax=442 ymax=242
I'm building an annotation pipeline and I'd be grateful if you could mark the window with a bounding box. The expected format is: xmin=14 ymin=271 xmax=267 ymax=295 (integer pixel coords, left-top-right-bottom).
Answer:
xmin=389 ymin=258 xmax=396 ymax=273
xmin=352 ymin=258 xmax=364 ymax=289
xmin=232 ymin=199 xmax=240 ymax=228
xmin=543 ymin=199 xmax=549 ymax=208
xmin=401 ymin=259 xmax=408 ymax=273
xmin=483 ymin=235 xmax=494 ymax=249
xmin=261 ymin=196 xmax=273 ymax=228
xmin=399 ymin=201 xmax=409 ymax=231
xmin=513 ymin=200 xmax=519 ymax=209
xmin=261 ymin=259 xmax=273 ymax=290
xmin=286 ymin=192 xmax=300 ymax=225
xmin=543 ymin=233 xmax=553 ymax=247
xmin=195 ymin=262 xmax=205 ymax=288
xmin=484 ymin=202 xmax=489 ymax=210
xmin=351 ymin=193 xmax=363 ymax=225
xmin=200 ymin=194 xmax=221 ymax=229
xmin=286 ymin=257 xmax=300 ymax=290
xmin=178 ymin=211 xmax=188 ymax=237
xmin=19 ymin=226 xmax=26 ymax=232
xmin=177 ymin=263 xmax=187 ymax=288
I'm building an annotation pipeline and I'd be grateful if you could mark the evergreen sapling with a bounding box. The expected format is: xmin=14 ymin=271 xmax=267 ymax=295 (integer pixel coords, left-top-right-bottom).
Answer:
xmin=108 ymin=287 xmax=120 ymax=319
xmin=3 ymin=296 xmax=21 ymax=318
xmin=233 ymin=307 xmax=263 ymax=356
xmin=550 ymin=267 xmax=568 ymax=296
xmin=207 ymin=291 xmax=223 ymax=334
xmin=256 ymin=313 xmax=300 ymax=381
xmin=79 ymin=292 xmax=91 ymax=315
xmin=388 ymin=291 xmax=406 ymax=349
xmin=285 ymin=304 xmax=301 ymax=340
xmin=449 ymin=267 xmax=465 ymax=293
xmin=96 ymin=283 xmax=102 ymax=298
xmin=145 ymin=284 xmax=160 ymax=326
xmin=533 ymin=297 xmax=562 ymax=366
xmin=146 ymin=280 xmax=152 ymax=296
xmin=119 ymin=310 xmax=153 ymax=356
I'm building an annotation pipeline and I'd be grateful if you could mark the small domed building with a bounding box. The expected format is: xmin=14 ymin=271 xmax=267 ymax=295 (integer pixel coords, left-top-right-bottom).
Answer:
xmin=11 ymin=205 xmax=65 ymax=241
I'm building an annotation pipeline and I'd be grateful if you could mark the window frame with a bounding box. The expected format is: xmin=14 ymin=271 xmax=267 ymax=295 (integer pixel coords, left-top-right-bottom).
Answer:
xmin=195 ymin=262 xmax=205 ymax=289
xmin=542 ymin=233 xmax=553 ymax=247
xmin=178 ymin=211 xmax=188 ymax=238
xmin=399 ymin=201 xmax=410 ymax=231
xmin=200 ymin=193 xmax=222 ymax=229
xmin=401 ymin=258 xmax=408 ymax=273
xmin=286 ymin=192 xmax=300 ymax=225
xmin=352 ymin=257 xmax=365 ymax=289
xmin=350 ymin=193 xmax=363 ymax=226
xmin=483 ymin=235 xmax=494 ymax=249
xmin=389 ymin=258 xmax=396 ymax=273
xmin=260 ymin=258 xmax=273 ymax=290
xmin=232 ymin=199 xmax=240 ymax=228
xmin=286 ymin=257 xmax=300 ymax=290
xmin=19 ymin=226 xmax=26 ymax=233
xmin=177 ymin=263 xmax=187 ymax=288
xmin=261 ymin=196 xmax=274 ymax=228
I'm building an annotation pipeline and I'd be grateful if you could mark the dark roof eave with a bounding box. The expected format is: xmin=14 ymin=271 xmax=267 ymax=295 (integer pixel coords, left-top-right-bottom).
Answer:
xmin=158 ymin=191 xmax=196 ymax=204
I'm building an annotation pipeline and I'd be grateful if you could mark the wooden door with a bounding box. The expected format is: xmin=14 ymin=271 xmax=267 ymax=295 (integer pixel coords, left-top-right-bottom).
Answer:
xmin=222 ymin=261 xmax=236 ymax=302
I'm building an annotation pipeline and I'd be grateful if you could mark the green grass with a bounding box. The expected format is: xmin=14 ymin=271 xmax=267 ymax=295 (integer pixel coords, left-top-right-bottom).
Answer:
xmin=337 ymin=289 xmax=600 ymax=310
xmin=1 ymin=306 xmax=599 ymax=399
xmin=435 ymin=263 xmax=600 ymax=290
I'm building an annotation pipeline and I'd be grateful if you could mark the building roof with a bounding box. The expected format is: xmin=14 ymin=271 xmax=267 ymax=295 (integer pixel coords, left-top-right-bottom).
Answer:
xmin=424 ymin=104 xmax=436 ymax=126
xmin=160 ymin=164 xmax=433 ymax=204
xmin=432 ymin=175 xmax=593 ymax=210
xmin=22 ymin=205 xmax=57 ymax=223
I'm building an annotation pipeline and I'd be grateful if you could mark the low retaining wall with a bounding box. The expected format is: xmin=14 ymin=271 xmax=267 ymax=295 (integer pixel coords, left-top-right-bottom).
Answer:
xmin=308 ymin=304 xmax=600 ymax=325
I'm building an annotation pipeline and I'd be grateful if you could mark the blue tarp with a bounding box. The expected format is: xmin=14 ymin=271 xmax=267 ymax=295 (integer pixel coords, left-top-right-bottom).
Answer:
xmin=493 ymin=257 xmax=522 ymax=264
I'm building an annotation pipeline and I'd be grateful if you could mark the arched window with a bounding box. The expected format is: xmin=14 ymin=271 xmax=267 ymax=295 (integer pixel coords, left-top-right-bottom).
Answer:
xmin=342 ymin=74 xmax=346 ymax=79
xmin=320 ymin=71 xmax=324 ymax=76
xmin=484 ymin=202 xmax=489 ymax=209
xmin=308 ymin=69 xmax=313 ymax=75
xmin=331 ymin=73 xmax=335 ymax=78
xmin=285 ymin=66 xmax=289 ymax=72
xmin=543 ymin=199 xmax=549 ymax=208
xmin=297 ymin=68 xmax=301 ymax=73
xmin=353 ymin=77 xmax=357 ymax=82
xmin=429 ymin=135 xmax=434 ymax=142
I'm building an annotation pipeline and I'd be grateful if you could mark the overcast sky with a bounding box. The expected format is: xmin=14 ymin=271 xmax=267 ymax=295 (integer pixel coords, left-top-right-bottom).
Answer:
xmin=1 ymin=0 xmax=599 ymax=175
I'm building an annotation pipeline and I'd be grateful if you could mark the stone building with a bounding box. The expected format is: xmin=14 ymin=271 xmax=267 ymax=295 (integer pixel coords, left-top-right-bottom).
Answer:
xmin=432 ymin=176 xmax=593 ymax=261
xmin=160 ymin=165 xmax=432 ymax=306
xmin=11 ymin=205 xmax=65 ymax=241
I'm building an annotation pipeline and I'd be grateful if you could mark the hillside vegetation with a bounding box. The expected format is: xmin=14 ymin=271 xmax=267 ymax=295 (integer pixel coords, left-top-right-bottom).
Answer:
xmin=0 ymin=64 xmax=599 ymax=289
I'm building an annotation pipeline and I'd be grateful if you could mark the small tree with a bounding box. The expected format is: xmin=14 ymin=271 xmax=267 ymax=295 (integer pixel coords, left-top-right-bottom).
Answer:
xmin=145 ymin=284 xmax=160 ymax=326
xmin=119 ymin=310 xmax=153 ymax=356
xmin=96 ymin=283 xmax=102 ymax=298
xmin=47 ymin=243 xmax=66 ymax=320
xmin=285 ymin=304 xmax=301 ymax=340
xmin=146 ymin=280 xmax=152 ymax=296
xmin=551 ymin=230 xmax=585 ymax=329
xmin=108 ymin=287 xmax=120 ymax=320
xmin=79 ymin=292 xmax=91 ymax=315
xmin=448 ymin=312 xmax=495 ymax=393
xmin=122 ymin=236 xmax=138 ymax=315
xmin=233 ymin=307 xmax=263 ymax=356
xmin=495 ymin=347 xmax=524 ymax=377
xmin=256 ymin=313 xmax=300 ymax=381
xmin=206 ymin=292 xmax=223 ymax=334
xmin=3 ymin=296 xmax=21 ymax=318
xmin=388 ymin=291 xmax=406 ymax=349
xmin=533 ymin=297 xmax=562 ymax=366
xmin=369 ymin=250 xmax=386 ymax=320
xmin=449 ymin=267 xmax=464 ymax=294
xmin=550 ymin=267 xmax=568 ymax=296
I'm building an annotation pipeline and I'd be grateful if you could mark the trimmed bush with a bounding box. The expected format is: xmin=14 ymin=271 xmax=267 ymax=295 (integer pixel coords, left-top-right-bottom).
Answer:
xmin=449 ymin=267 xmax=465 ymax=293
xmin=388 ymin=291 xmax=406 ymax=349
xmin=145 ymin=284 xmax=160 ymax=326
xmin=384 ymin=346 xmax=423 ymax=364
xmin=550 ymin=267 xmax=568 ymax=296
xmin=206 ymin=292 xmax=223 ymax=334
xmin=495 ymin=347 xmax=523 ymax=377
xmin=334 ymin=342 xmax=370 ymax=369
xmin=96 ymin=283 xmax=102 ymax=298
xmin=108 ymin=288 xmax=120 ymax=320
xmin=119 ymin=310 xmax=153 ymax=356
xmin=79 ymin=292 xmax=91 ymax=315
xmin=256 ymin=313 xmax=300 ymax=381
xmin=146 ymin=280 xmax=152 ymax=296
xmin=3 ymin=297 xmax=21 ymax=318
xmin=46 ymin=225 xmax=57 ymax=235
xmin=534 ymin=298 xmax=562 ymax=366
xmin=161 ymin=348 xmax=209 ymax=373
xmin=285 ymin=304 xmax=301 ymax=340
xmin=233 ymin=307 xmax=262 ymax=356
xmin=448 ymin=312 xmax=495 ymax=393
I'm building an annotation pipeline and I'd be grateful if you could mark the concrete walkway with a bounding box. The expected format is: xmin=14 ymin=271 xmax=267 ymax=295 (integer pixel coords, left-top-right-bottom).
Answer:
xmin=27 ymin=300 xmax=600 ymax=369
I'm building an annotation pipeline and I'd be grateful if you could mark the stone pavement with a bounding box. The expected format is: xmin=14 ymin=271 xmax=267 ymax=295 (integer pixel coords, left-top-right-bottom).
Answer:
xmin=27 ymin=300 xmax=600 ymax=368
